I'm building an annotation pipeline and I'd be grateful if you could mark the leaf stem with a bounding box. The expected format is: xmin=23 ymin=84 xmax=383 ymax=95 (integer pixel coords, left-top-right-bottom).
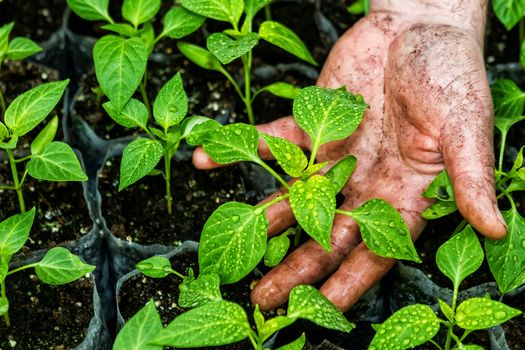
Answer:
xmin=7 ymin=149 xmax=25 ymax=213
xmin=242 ymin=52 xmax=255 ymax=125
xmin=308 ymin=139 xmax=321 ymax=169
xmin=14 ymin=155 xmax=32 ymax=163
xmin=498 ymin=131 xmax=507 ymax=177
xmin=256 ymin=160 xmax=289 ymax=189
xmin=0 ymin=87 xmax=6 ymax=115
xmin=428 ymin=339 xmax=443 ymax=350
xmin=264 ymin=4 xmax=272 ymax=21
xmin=257 ymin=193 xmax=290 ymax=212
xmin=444 ymin=286 xmax=459 ymax=350
xmin=164 ymin=150 xmax=173 ymax=214
xmin=335 ymin=209 xmax=352 ymax=217
xmin=1 ymin=280 xmax=9 ymax=326
xmin=140 ymin=66 xmax=152 ymax=120
xmin=6 ymin=262 xmax=39 ymax=276
xmin=168 ymin=268 xmax=185 ymax=279
xmin=248 ymin=330 xmax=261 ymax=350
xmin=451 ymin=219 xmax=467 ymax=236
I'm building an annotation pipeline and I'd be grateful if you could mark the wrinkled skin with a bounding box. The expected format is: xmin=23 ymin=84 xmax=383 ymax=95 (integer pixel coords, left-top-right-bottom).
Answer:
xmin=193 ymin=0 xmax=507 ymax=312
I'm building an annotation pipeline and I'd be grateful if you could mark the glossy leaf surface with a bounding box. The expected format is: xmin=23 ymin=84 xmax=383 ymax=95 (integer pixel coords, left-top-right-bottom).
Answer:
xmin=122 ymin=0 xmax=161 ymax=27
xmin=276 ymin=333 xmax=305 ymax=350
xmin=178 ymin=274 xmax=222 ymax=308
xmin=264 ymin=232 xmax=290 ymax=267
xmin=179 ymin=0 xmax=244 ymax=27
xmin=36 ymin=247 xmax=95 ymax=285
xmin=7 ymin=37 xmax=42 ymax=60
xmin=207 ymin=32 xmax=258 ymax=64
xmin=153 ymin=73 xmax=188 ymax=130
xmin=202 ymin=123 xmax=260 ymax=164
xmin=493 ymin=0 xmax=525 ymax=30
xmin=31 ymin=115 xmax=58 ymax=155
xmin=136 ymin=256 xmax=172 ymax=278
xmin=0 ymin=209 xmax=35 ymax=257
xmin=455 ymin=298 xmax=521 ymax=330
xmin=199 ymin=202 xmax=268 ymax=284
xmin=66 ymin=0 xmax=112 ymax=22
xmin=261 ymin=133 xmax=307 ymax=177
xmin=113 ymin=300 xmax=162 ymax=350
xmin=119 ymin=138 xmax=163 ymax=191
xmin=103 ymin=98 xmax=148 ymax=129
xmin=162 ymin=7 xmax=205 ymax=39
xmin=177 ymin=42 xmax=225 ymax=72
xmin=350 ymin=199 xmax=420 ymax=262
xmin=27 ymin=142 xmax=87 ymax=181
xmin=325 ymin=156 xmax=357 ymax=193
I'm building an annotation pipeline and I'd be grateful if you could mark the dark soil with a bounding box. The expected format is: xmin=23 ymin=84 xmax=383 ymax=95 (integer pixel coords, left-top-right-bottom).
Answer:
xmin=0 ymin=271 xmax=94 ymax=349
xmin=0 ymin=0 xmax=65 ymax=42
xmin=0 ymin=162 xmax=92 ymax=252
xmin=118 ymin=250 xmax=263 ymax=350
xmin=98 ymin=158 xmax=260 ymax=246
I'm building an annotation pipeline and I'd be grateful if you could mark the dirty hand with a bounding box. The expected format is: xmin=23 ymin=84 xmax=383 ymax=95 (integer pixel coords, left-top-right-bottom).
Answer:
xmin=193 ymin=0 xmax=507 ymax=312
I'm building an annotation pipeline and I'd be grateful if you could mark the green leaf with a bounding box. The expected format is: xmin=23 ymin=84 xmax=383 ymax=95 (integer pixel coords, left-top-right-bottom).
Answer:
xmin=31 ymin=116 xmax=58 ymax=155
xmin=119 ymin=138 xmax=163 ymax=191
xmin=455 ymin=298 xmax=521 ymax=330
xmin=491 ymin=80 xmax=525 ymax=134
xmin=438 ymin=299 xmax=454 ymax=322
xmin=103 ymin=99 xmax=148 ymax=129
xmin=5 ymin=80 xmax=69 ymax=137
xmin=347 ymin=0 xmax=365 ymax=14
xmin=136 ymin=256 xmax=172 ymax=278
xmin=493 ymin=0 xmax=525 ymax=30
xmin=138 ymin=22 xmax=155 ymax=53
xmin=202 ymin=123 xmax=260 ymax=164
xmin=264 ymin=232 xmax=290 ymax=267
xmin=276 ymin=333 xmax=306 ymax=350
xmin=7 ymin=37 xmax=42 ymax=60
xmin=94 ymin=36 xmax=147 ymax=113
xmin=179 ymin=274 xmax=223 ymax=308
xmin=349 ymin=199 xmax=420 ymax=262
xmin=287 ymin=285 xmax=355 ymax=332
xmin=181 ymin=116 xmax=222 ymax=146
xmin=289 ymin=176 xmax=336 ymax=252
xmin=457 ymin=345 xmax=484 ymax=350
xmin=27 ymin=142 xmax=87 ymax=182
xmin=114 ymin=300 xmax=163 ymax=350
xmin=122 ymin=0 xmax=161 ymax=27
xmin=260 ymin=133 xmax=307 ymax=177
xmin=177 ymin=42 xmax=225 ymax=73
xmin=199 ymin=202 xmax=268 ymax=284
xmin=423 ymin=171 xmax=455 ymax=201
xmin=0 ymin=257 xmax=8 ymax=283
xmin=261 ymin=316 xmax=295 ymax=341
xmin=486 ymin=208 xmax=525 ymax=293
xmin=0 ymin=297 xmax=8 ymax=316
xmin=302 ymin=161 xmax=329 ymax=177
xmin=101 ymin=23 xmax=137 ymax=37
xmin=0 ymin=135 xmax=18 ymax=149
xmin=161 ymin=7 xmax=205 ymax=39
xmin=0 ymin=208 xmax=35 ymax=256
xmin=179 ymin=0 xmax=244 ymax=27
xmin=66 ymin=0 xmax=112 ymax=22
xmin=369 ymin=304 xmax=440 ymax=350
xmin=421 ymin=200 xmax=458 ymax=219
xmin=293 ymin=86 xmax=367 ymax=147
xmin=36 ymin=247 xmax=95 ymax=285
xmin=0 ymin=123 xmax=8 ymax=139
xmin=0 ymin=22 xmax=14 ymax=57
xmin=244 ymin=0 xmax=271 ymax=19
xmin=259 ymin=21 xmax=317 ymax=66
xmin=258 ymin=82 xmax=301 ymax=100
xmin=510 ymin=146 xmax=524 ymax=177
xmin=325 ymin=156 xmax=357 ymax=193
xmin=436 ymin=225 xmax=484 ymax=289
xmin=207 ymin=32 xmax=258 ymax=64
xmin=153 ymin=73 xmax=188 ymax=131
xmin=151 ymin=301 xmax=251 ymax=347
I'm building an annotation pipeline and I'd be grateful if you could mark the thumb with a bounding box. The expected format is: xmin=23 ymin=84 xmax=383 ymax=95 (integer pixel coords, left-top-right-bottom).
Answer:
xmin=442 ymin=106 xmax=507 ymax=240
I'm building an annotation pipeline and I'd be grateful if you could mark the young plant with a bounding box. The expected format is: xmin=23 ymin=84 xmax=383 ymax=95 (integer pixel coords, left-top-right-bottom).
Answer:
xmin=193 ymin=85 xmax=420 ymax=286
xmin=104 ymin=72 xmax=218 ymax=214
xmin=177 ymin=0 xmax=316 ymax=124
xmin=115 ymin=254 xmax=353 ymax=350
xmin=368 ymin=225 xmax=522 ymax=350
xmin=0 ymin=22 xmax=43 ymax=113
xmin=0 ymin=210 xmax=96 ymax=326
xmin=0 ymin=80 xmax=88 ymax=213
xmin=66 ymin=0 xmax=205 ymax=117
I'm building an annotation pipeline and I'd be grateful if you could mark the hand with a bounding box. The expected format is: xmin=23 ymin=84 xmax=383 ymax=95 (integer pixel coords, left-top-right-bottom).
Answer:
xmin=193 ymin=0 xmax=506 ymax=312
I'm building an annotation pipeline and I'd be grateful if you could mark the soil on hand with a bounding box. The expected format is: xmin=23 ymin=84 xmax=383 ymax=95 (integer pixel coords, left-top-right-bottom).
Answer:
xmin=0 ymin=272 xmax=94 ymax=349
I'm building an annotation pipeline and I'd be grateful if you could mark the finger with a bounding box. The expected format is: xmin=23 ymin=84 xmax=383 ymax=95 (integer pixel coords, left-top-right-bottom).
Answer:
xmin=251 ymin=213 xmax=361 ymax=310
xmin=442 ymin=103 xmax=507 ymax=239
xmin=192 ymin=146 xmax=223 ymax=169
xmin=256 ymin=116 xmax=311 ymax=159
xmin=319 ymin=208 xmax=425 ymax=311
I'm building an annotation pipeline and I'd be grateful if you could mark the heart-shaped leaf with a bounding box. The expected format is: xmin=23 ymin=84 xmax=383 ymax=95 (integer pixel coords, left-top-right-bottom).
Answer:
xmin=36 ymin=247 xmax=95 ymax=285
xmin=7 ymin=37 xmax=42 ymax=60
xmin=122 ymin=0 xmax=161 ymax=27
xmin=27 ymin=142 xmax=87 ymax=182
xmin=161 ymin=7 xmax=205 ymax=39
xmin=260 ymin=133 xmax=307 ymax=177
xmin=207 ymin=32 xmax=258 ymax=64
xmin=0 ymin=209 xmax=35 ymax=257
xmin=114 ymin=300 xmax=163 ymax=350
xmin=153 ymin=72 xmax=188 ymax=131
xmin=103 ymin=98 xmax=148 ymax=130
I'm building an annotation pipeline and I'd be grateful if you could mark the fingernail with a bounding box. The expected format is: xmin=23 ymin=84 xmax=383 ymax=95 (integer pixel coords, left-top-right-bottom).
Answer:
xmin=494 ymin=203 xmax=507 ymax=231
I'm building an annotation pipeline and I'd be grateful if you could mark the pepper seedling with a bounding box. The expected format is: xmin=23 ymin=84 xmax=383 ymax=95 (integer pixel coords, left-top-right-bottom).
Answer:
xmin=177 ymin=0 xmax=316 ymax=124
xmin=104 ymin=72 xmax=219 ymax=214
xmin=0 ymin=80 xmax=88 ymax=213
xmin=66 ymin=0 xmax=205 ymax=117
xmin=115 ymin=253 xmax=354 ymax=350
xmin=0 ymin=209 xmax=96 ymax=327
xmin=191 ymin=85 xmax=420 ymax=286
xmin=0 ymin=22 xmax=43 ymax=114
xmin=369 ymin=225 xmax=522 ymax=350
